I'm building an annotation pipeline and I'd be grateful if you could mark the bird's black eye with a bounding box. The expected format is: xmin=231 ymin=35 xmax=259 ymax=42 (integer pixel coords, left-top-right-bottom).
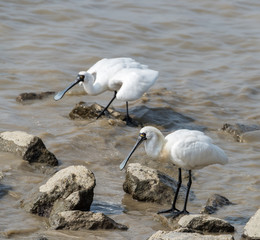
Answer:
xmin=77 ymin=75 xmax=85 ymax=81
xmin=139 ymin=132 xmax=147 ymax=140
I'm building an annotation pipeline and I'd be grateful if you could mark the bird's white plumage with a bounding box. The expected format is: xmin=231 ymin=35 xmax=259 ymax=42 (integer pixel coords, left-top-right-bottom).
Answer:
xmin=140 ymin=126 xmax=228 ymax=170
xmin=82 ymin=58 xmax=158 ymax=101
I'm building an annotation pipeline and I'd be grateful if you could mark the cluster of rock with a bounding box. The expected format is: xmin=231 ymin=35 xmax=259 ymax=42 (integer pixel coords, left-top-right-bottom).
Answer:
xmin=22 ymin=165 xmax=127 ymax=230
xmin=16 ymin=91 xmax=55 ymax=102
xmin=122 ymin=163 xmax=260 ymax=240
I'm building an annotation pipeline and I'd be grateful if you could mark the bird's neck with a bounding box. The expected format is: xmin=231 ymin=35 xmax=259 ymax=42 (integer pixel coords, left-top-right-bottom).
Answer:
xmin=144 ymin=132 xmax=165 ymax=158
xmin=82 ymin=76 xmax=106 ymax=95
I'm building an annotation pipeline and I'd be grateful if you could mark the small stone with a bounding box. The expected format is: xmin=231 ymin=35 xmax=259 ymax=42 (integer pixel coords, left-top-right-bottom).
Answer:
xmin=148 ymin=230 xmax=234 ymax=240
xmin=0 ymin=131 xmax=58 ymax=166
xmin=49 ymin=210 xmax=128 ymax=231
xmin=242 ymin=208 xmax=260 ymax=240
xmin=201 ymin=194 xmax=233 ymax=214
xmin=178 ymin=214 xmax=235 ymax=233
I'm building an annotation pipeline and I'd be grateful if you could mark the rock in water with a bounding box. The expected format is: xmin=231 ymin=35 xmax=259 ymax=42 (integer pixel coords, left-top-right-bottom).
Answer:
xmin=23 ymin=165 xmax=95 ymax=217
xmin=242 ymin=208 xmax=260 ymax=240
xmin=0 ymin=131 xmax=58 ymax=166
xmin=16 ymin=91 xmax=55 ymax=102
xmin=49 ymin=210 xmax=128 ymax=230
xmin=148 ymin=231 xmax=234 ymax=240
xmin=201 ymin=194 xmax=233 ymax=214
xmin=178 ymin=214 xmax=235 ymax=233
xmin=123 ymin=163 xmax=192 ymax=204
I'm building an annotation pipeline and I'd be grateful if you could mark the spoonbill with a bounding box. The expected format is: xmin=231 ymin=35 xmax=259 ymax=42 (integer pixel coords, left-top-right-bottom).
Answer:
xmin=54 ymin=58 xmax=159 ymax=124
xmin=120 ymin=126 xmax=228 ymax=216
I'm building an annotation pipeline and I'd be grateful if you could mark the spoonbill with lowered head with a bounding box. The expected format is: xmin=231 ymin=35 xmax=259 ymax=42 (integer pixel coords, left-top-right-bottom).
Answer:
xmin=54 ymin=58 xmax=159 ymax=125
xmin=120 ymin=126 xmax=228 ymax=216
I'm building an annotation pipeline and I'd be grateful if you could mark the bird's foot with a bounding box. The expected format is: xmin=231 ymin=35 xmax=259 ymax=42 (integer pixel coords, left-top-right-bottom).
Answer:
xmin=172 ymin=209 xmax=189 ymax=218
xmin=123 ymin=115 xmax=139 ymax=127
xmin=157 ymin=208 xmax=180 ymax=215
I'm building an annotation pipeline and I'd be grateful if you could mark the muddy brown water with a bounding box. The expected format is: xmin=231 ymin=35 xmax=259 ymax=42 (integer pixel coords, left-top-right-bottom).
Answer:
xmin=0 ymin=1 xmax=259 ymax=239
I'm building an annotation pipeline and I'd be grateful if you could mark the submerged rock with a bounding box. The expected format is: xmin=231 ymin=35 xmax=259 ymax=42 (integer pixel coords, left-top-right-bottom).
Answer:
xmin=178 ymin=214 xmax=235 ymax=233
xmin=148 ymin=230 xmax=234 ymax=240
xmin=16 ymin=91 xmax=55 ymax=102
xmin=201 ymin=194 xmax=233 ymax=214
xmin=0 ymin=131 xmax=58 ymax=166
xmin=23 ymin=165 xmax=95 ymax=217
xmin=123 ymin=163 xmax=191 ymax=204
xmin=242 ymin=208 xmax=260 ymax=240
xmin=222 ymin=123 xmax=260 ymax=142
xmin=49 ymin=210 xmax=128 ymax=230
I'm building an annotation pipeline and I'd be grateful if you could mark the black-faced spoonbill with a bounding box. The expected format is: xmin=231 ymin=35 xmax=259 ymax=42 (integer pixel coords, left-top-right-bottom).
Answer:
xmin=120 ymin=126 xmax=228 ymax=216
xmin=54 ymin=58 xmax=159 ymax=125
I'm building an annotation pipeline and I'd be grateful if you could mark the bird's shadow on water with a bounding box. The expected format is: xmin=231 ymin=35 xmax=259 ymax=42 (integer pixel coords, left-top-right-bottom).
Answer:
xmin=129 ymin=105 xmax=206 ymax=131
xmin=90 ymin=200 xmax=124 ymax=215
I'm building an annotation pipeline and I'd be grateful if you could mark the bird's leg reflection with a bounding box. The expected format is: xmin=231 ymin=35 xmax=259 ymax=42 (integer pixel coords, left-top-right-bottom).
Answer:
xmin=96 ymin=91 xmax=117 ymax=119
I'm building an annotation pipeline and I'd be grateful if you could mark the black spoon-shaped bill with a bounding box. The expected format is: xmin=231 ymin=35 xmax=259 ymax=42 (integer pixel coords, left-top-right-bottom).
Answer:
xmin=119 ymin=134 xmax=146 ymax=170
xmin=54 ymin=78 xmax=82 ymax=101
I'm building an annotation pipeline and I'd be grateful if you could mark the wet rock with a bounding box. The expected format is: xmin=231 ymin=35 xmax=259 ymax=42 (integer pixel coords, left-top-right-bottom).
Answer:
xmin=222 ymin=123 xmax=260 ymax=142
xmin=242 ymin=208 xmax=260 ymax=240
xmin=49 ymin=210 xmax=128 ymax=230
xmin=148 ymin=230 xmax=234 ymax=240
xmin=69 ymin=101 xmax=124 ymax=120
xmin=16 ymin=91 xmax=55 ymax=102
xmin=123 ymin=163 xmax=191 ymax=204
xmin=23 ymin=165 xmax=95 ymax=217
xmin=0 ymin=131 xmax=58 ymax=166
xmin=69 ymin=101 xmax=141 ymax=126
xmin=201 ymin=194 xmax=233 ymax=214
xmin=178 ymin=214 xmax=235 ymax=233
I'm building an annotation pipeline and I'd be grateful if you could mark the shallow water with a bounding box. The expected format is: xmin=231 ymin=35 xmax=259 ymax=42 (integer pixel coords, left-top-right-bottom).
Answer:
xmin=0 ymin=0 xmax=260 ymax=239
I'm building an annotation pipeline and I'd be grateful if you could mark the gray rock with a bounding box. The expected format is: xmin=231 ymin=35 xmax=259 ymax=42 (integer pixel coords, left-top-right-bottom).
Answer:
xmin=0 ymin=131 xmax=58 ymax=166
xmin=49 ymin=210 xmax=128 ymax=230
xmin=201 ymin=194 xmax=233 ymax=214
xmin=23 ymin=165 xmax=95 ymax=217
xmin=178 ymin=214 xmax=234 ymax=233
xmin=148 ymin=230 xmax=234 ymax=240
xmin=242 ymin=208 xmax=260 ymax=240
xmin=16 ymin=91 xmax=55 ymax=102
xmin=222 ymin=123 xmax=260 ymax=142
xmin=123 ymin=163 xmax=191 ymax=204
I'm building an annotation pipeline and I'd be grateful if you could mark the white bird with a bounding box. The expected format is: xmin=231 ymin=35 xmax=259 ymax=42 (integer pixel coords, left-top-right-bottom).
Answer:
xmin=54 ymin=58 xmax=159 ymax=124
xmin=120 ymin=126 xmax=228 ymax=215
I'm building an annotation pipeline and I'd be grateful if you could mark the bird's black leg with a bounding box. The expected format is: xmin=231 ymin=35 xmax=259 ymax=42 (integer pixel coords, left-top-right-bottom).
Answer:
xmin=123 ymin=101 xmax=134 ymax=125
xmin=96 ymin=91 xmax=117 ymax=119
xmin=158 ymin=168 xmax=182 ymax=214
xmin=177 ymin=170 xmax=192 ymax=216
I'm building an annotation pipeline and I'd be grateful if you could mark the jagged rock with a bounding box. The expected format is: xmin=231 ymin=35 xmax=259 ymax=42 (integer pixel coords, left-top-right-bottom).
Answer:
xmin=0 ymin=131 xmax=58 ymax=166
xmin=123 ymin=163 xmax=192 ymax=204
xmin=222 ymin=123 xmax=260 ymax=142
xmin=49 ymin=210 xmax=128 ymax=230
xmin=178 ymin=214 xmax=234 ymax=233
xmin=16 ymin=91 xmax=55 ymax=102
xmin=69 ymin=101 xmax=124 ymax=120
xmin=201 ymin=194 xmax=233 ymax=214
xmin=242 ymin=208 xmax=260 ymax=240
xmin=22 ymin=165 xmax=95 ymax=217
xmin=148 ymin=230 xmax=234 ymax=240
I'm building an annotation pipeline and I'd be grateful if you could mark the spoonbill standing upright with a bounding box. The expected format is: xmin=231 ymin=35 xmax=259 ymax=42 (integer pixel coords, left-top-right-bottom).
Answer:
xmin=54 ymin=58 xmax=159 ymax=124
xmin=120 ymin=126 xmax=228 ymax=216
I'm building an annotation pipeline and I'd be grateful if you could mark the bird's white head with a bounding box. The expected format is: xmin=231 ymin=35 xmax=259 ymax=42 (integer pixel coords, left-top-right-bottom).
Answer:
xmin=77 ymin=71 xmax=94 ymax=86
xmin=119 ymin=126 xmax=165 ymax=170
xmin=139 ymin=126 xmax=165 ymax=158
